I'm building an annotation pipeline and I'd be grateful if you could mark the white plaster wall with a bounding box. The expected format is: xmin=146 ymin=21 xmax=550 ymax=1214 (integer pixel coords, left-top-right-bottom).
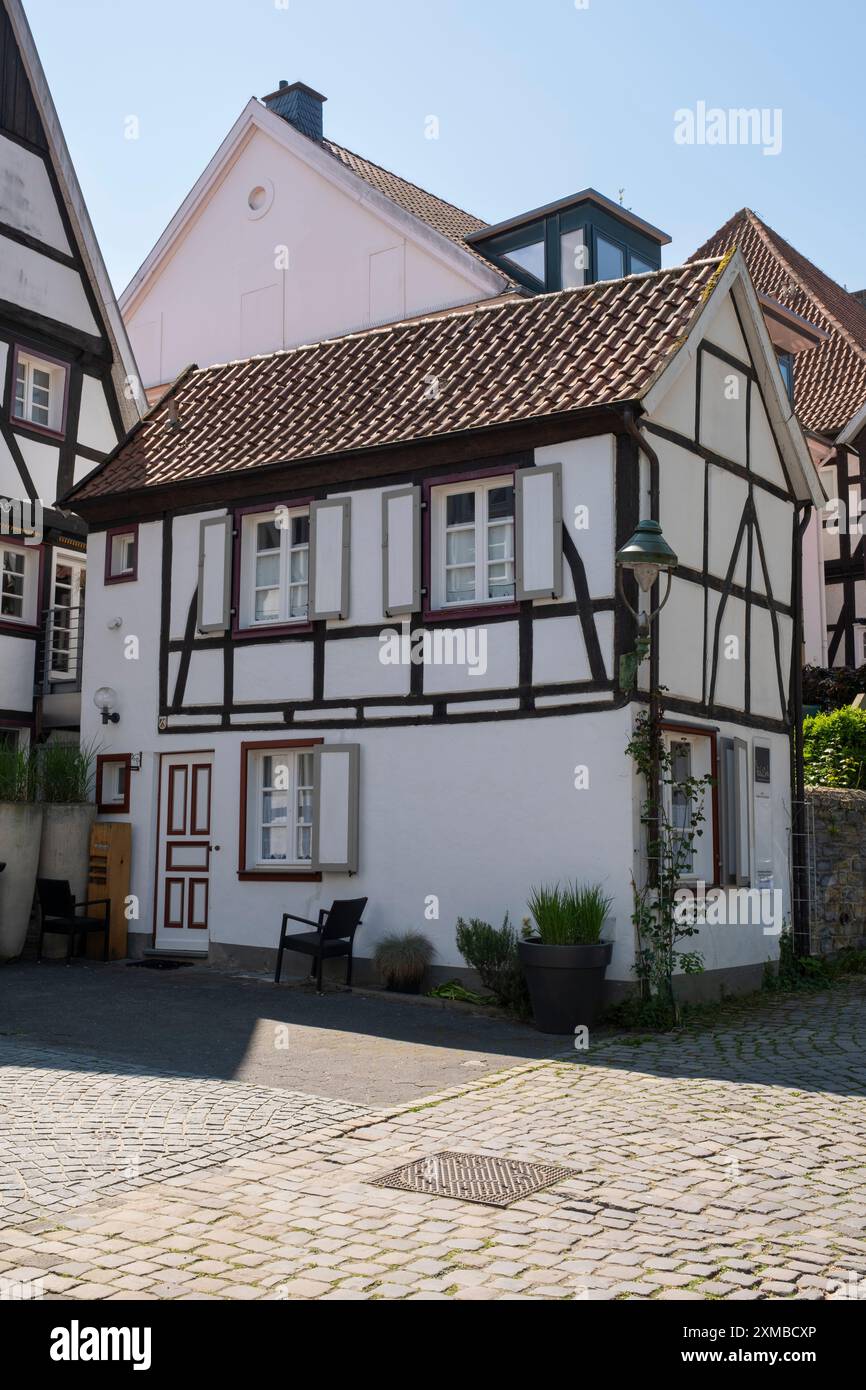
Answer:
xmin=0 ymin=234 xmax=97 ymax=334
xmin=535 ymin=435 xmax=616 ymax=601
xmin=78 ymin=374 xmax=118 ymax=453
xmin=0 ymin=631 xmax=36 ymax=712
xmin=124 ymin=129 xmax=486 ymax=387
xmin=0 ymin=132 xmax=70 ymax=252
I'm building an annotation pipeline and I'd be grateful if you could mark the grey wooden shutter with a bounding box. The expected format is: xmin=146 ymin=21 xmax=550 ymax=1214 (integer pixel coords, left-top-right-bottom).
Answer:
xmin=733 ymin=737 xmax=751 ymax=887
xmin=311 ymin=744 xmax=360 ymax=873
xmin=310 ymin=498 xmax=351 ymax=619
xmin=515 ymin=463 xmax=563 ymax=600
xmin=196 ymin=515 xmax=232 ymax=633
xmin=382 ymin=486 xmax=420 ymax=616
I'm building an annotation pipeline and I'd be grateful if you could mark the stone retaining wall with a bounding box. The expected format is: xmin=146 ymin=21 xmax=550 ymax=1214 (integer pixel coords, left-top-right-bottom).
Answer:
xmin=807 ymin=787 xmax=866 ymax=953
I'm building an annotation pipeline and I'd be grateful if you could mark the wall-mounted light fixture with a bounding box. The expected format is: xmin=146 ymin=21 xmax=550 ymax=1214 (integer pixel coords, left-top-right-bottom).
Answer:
xmin=93 ymin=686 xmax=120 ymax=725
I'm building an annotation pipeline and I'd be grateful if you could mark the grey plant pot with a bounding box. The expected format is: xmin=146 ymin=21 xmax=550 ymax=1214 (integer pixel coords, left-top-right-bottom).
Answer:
xmin=518 ymin=939 xmax=613 ymax=1035
xmin=0 ymin=802 xmax=44 ymax=962
xmin=37 ymin=803 xmax=98 ymax=959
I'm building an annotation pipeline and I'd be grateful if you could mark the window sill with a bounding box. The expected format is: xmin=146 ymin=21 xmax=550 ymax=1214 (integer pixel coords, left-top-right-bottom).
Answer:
xmin=0 ymin=618 xmax=38 ymax=636
xmin=10 ymin=412 xmax=64 ymax=441
xmin=238 ymin=869 xmax=322 ymax=883
xmin=105 ymin=572 xmax=137 ymax=586
xmin=232 ymin=620 xmax=314 ymax=641
xmin=423 ymin=600 xmax=520 ymax=623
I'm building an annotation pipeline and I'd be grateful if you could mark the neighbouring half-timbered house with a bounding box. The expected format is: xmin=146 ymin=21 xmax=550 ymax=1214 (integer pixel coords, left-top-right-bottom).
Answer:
xmin=694 ymin=209 xmax=866 ymax=670
xmin=0 ymin=0 xmax=140 ymax=744
xmin=66 ymin=251 xmax=823 ymax=997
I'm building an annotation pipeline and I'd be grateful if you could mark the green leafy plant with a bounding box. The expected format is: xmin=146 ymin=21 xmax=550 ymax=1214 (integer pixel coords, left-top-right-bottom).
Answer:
xmin=526 ymin=881 xmax=612 ymax=945
xmin=626 ymin=708 xmax=710 ymax=1022
xmin=803 ymin=706 xmax=866 ymax=789
xmin=37 ymin=739 xmax=98 ymax=804
xmin=427 ymin=980 xmax=494 ymax=1005
xmin=374 ymin=931 xmax=435 ymax=992
xmin=455 ymin=914 xmax=530 ymax=1017
xmin=0 ymin=743 xmax=38 ymax=803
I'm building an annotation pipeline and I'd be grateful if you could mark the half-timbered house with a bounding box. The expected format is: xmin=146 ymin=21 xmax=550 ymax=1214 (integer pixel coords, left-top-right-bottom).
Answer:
xmin=694 ymin=209 xmax=866 ymax=670
xmin=0 ymin=0 xmax=140 ymax=745
xmin=66 ymin=250 xmax=823 ymax=997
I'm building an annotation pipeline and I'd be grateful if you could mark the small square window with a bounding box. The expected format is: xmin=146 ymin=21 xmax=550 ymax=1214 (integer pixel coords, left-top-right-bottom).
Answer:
xmin=104 ymin=526 xmax=138 ymax=583
xmin=11 ymin=349 xmax=68 ymax=434
xmin=97 ymin=754 xmax=132 ymax=814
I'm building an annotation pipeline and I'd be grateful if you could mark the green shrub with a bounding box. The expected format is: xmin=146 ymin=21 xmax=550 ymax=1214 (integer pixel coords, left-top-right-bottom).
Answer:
xmin=803 ymin=706 xmax=866 ymax=789
xmin=527 ymin=881 xmax=612 ymax=945
xmin=455 ymin=914 xmax=530 ymax=1017
xmin=374 ymin=931 xmax=434 ymax=991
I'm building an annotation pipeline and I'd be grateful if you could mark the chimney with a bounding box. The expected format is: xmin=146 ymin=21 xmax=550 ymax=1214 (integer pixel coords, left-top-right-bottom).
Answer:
xmin=262 ymin=80 xmax=326 ymax=141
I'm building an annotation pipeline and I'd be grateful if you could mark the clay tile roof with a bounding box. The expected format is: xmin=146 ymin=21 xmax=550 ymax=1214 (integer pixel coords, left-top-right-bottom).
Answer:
xmin=68 ymin=259 xmax=722 ymax=503
xmin=321 ymin=138 xmax=520 ymax=286
xmin=691 ymin=209 xmax=866 ymax=437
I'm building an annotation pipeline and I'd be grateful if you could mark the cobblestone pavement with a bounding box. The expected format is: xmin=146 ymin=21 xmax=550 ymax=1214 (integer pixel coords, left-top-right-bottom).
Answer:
xmin=1 ymin=982 xmax=865 ymax=1301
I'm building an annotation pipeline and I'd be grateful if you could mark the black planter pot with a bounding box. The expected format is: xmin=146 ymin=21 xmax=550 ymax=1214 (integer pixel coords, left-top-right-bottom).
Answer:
xmin=518 ymin=939 xmax=613 ymax=1035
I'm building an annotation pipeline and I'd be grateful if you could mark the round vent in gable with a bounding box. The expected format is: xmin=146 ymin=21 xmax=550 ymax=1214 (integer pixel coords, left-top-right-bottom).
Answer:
xmin=247 ymin=180 xmax=274 ymax=218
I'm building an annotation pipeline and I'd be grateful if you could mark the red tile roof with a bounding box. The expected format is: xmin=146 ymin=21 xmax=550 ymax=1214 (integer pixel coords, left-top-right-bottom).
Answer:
xmin=321 ymin=138 xmax=520 ymax=287
xmin=691 ymin=209 xmax=866 ymax=437
xmin=69 ymin=259 xmax=722 ymax=502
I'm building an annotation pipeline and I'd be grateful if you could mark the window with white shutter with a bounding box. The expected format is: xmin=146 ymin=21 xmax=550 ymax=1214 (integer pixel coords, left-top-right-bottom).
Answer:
xmin=515 ymin=463 xmax=563 ymax=600
xmin=382 ymin=486 xmax=420 ymax=617
xmin=309 ymin=499 xmax=351 ymax=620
xmin=196 ymin=516 xmax=233 ymax=634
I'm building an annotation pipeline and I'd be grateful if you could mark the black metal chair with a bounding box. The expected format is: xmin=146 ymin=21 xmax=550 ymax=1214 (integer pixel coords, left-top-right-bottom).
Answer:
xmin=36 ymin=879 xmax=111 ymax=964
xmin=274 ymin=897 xmax=367 ymax=993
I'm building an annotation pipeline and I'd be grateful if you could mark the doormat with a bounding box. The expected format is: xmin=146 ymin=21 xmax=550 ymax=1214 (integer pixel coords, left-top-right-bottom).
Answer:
xmin=372 ymin=1151 xmax=575 ymax=1208
xmin=126 ymin=959 xmax=194 ymax=971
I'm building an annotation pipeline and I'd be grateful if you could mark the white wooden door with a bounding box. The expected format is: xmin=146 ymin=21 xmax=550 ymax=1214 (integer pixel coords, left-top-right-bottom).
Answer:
xmin=155 ymin=752 xmax=214 ymax=950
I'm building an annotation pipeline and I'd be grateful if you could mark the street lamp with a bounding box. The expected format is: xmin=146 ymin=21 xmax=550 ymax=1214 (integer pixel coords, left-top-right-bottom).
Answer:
xmin=614 ymin=519 xmax=678 ymax=689
xmin=93 ymin=686 xmax=120 ymax=725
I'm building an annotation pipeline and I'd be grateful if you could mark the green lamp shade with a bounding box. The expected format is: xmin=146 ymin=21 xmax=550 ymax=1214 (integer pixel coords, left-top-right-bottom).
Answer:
xmin=615 ymin=519 xmax=678 ymax=593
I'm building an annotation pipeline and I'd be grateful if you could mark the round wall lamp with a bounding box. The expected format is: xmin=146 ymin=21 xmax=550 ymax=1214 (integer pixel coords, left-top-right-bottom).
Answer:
xmin=93 ymin=686 xmax=120 ymax=725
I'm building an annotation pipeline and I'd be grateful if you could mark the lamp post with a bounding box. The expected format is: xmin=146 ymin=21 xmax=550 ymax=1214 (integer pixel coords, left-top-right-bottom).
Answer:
xmin=615 ymin=519 xmax=678 ymax=888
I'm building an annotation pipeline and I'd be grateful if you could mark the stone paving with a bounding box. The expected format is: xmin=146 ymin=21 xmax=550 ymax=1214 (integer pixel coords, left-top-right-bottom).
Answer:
xmin=1 ymin=982 xmax=865 ymax=1300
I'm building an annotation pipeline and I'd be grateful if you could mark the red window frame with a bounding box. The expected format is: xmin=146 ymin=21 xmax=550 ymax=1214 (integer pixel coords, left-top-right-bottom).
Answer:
xmin=9 ymin=344 xmax=71 ymax=440
xmin=238 ymin=737 xmax=323 ymax=882
xmin=96 ymin=753 xmax=132 ymax=815
xmin=232 ymin=499 xmax=315 ymax=640
xmin=422 ymin=465 xmax=520 ymax=622
xmin=104 ymin=524 xmax=139 ymax=584
xmin=659 ymin=721 xmax=721 ymax=888
xmin=0 ymin=533 xmax=44 ymax=637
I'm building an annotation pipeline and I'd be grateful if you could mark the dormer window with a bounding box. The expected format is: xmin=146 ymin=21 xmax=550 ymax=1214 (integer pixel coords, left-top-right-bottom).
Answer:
xmin=502 ymin=238 xmax=545 ymax=284
xmin=776 ymin=350 xmax=795 ymax=404
xmin=11 ymin=348 xmax=68 ymax=435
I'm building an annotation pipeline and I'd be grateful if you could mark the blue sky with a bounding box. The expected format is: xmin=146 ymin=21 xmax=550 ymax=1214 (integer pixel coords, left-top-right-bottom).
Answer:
xmin=23 ymin=0 xmax=866 ymax=297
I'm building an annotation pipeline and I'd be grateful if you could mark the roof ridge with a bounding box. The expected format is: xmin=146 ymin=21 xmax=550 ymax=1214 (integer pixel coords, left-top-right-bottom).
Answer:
xmin=194 ymin=258 xmax=721 ymax=379
xmin=743 ymin=209 xmax=866 ymax=365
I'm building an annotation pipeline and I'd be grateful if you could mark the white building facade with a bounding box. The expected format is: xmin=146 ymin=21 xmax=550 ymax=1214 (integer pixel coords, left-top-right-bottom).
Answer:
xmin=70 ymin=252 xmax=823 ymax=998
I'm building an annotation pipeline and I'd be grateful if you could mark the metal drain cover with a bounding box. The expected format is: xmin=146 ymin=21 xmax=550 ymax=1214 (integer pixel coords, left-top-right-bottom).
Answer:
xmin=372 ymin=1151 xmax=574 ymax=1207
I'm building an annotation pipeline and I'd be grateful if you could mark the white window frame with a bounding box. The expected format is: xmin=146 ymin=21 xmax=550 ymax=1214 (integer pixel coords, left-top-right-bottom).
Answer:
xmin=240 ymin=507 xmax=310 ymax=629
xmin=430 ymin=476 xmax=516 ymax=611
xmin=108 ymin=530 xmax=136 ymax=579
xmin=100 ymin=759 xmax=127 ymax=807
xmin=247 ymin=747 xmax=314 ymax=869
xmin=48 ymin=549 xmax=85 ymax=681
xmin=12 ymin=350 xmax=67 ymax=434
xmin=0 ymin=543 xmax=38 ymax=626
xmin=661 ymin=730 xmax=715 ymax=885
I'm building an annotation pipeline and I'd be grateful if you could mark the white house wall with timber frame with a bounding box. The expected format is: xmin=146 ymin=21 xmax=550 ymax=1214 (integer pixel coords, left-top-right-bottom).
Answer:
xmin=0 ymin=0 xmax=140 ymax=744
xmin=67 ymin=251 xmax=823 ymax=997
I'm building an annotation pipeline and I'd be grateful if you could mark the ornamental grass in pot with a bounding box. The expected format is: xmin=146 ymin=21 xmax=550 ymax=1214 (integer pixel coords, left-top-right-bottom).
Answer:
xmin=374 ymin=931 xmax=435 ymax=994
xmin=518 ymin=881 xmax=613 ymax=1034
xmin=0 ymin=744 xmax=42 ymax=963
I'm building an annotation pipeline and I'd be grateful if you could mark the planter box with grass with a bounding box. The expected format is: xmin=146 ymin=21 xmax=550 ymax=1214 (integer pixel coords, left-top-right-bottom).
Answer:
xmin=518 ymin=883 xmax=613 ymax=1034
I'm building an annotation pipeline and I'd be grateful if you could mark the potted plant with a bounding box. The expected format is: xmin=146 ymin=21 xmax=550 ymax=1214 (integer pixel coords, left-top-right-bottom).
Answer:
xmin=518 ymin=881 xmax=613 ymax=1034
xmin=0 ymin=743 xmax=42 ymax=962
xmin=374 ymin=931 xmax=435 ymax=994
xmin=36 ymin=740 xmax=98 ymax=960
